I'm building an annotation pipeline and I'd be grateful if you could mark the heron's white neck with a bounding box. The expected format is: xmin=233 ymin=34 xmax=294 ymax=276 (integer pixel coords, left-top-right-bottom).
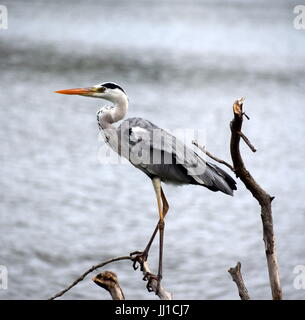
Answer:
xmin=110 ymin=93 xmax=128 ymax=123
xmin=99 ymin=93 xmax=128 ymax=129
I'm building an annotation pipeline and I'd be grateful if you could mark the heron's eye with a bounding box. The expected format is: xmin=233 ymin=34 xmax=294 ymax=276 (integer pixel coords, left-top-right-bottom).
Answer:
xmin=97 ymin=86 xmax=106 ymax=93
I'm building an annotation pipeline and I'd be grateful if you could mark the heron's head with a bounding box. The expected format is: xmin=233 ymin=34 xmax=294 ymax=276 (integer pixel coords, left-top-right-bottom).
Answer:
xmin=54 ymin=82 xmax=127 ymax=103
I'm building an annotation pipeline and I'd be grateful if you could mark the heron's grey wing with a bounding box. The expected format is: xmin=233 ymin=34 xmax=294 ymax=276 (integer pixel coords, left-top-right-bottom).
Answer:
xmin=118 ymin=118 xmax=185 ymax=181
xmin=119 ymin=117 xmax=236 ymax=194
xmin=148 ymin=127 xmax=236 ymax=194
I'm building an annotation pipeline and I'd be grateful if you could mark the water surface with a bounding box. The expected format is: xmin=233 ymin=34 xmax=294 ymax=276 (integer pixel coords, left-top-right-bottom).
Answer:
xmin=0 ymin=0 xmax=305 ymax=299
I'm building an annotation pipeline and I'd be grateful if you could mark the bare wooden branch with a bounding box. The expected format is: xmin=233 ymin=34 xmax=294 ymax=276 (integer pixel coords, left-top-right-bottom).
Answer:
xmin=228 ymin=262 xmax=250 ymax=300
xmin=230 ymin=98 xmax=282 ymax=300
xmin=192 ymin=140 xmax=234 ymax=172
xmin=48 ymin=255 xmax=131 ymax=300
xmin=242 ymin=112 xmax=250 ymax=120
xmin=92 ymin=271 xmax=125 ymax=300
xmin=48 ymin=254 xmax=172 ymax=300
xmin=237 ymin=130 xmax=257 ymax=153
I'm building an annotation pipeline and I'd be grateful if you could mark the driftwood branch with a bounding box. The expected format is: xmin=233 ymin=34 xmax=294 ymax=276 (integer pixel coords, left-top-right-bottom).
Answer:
xmin=228 ymin=262 xmax=250 ymax=300
xmin=48 ymin=255 xmax=131 ymax=300
xmin=48 ymin=254 xmax=172 ymax=300
xmin=193 ymin=98 xmax=282 ymax=300
xmin=92 ymin=271 xmax=125 ymax=300
xmin=230 ymin=98 xmax=282 ymax=300
xmin=237 ymin=130 xmax=257 ymax=153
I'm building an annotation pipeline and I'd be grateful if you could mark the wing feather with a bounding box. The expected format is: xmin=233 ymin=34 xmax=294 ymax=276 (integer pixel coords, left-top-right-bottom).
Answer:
xmin=118 ymin=117 xmax=236 ymax=195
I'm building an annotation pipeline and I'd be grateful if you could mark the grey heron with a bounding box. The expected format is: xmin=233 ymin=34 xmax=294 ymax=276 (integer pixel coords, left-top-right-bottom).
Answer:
xmin=55 ymin=82 xmax=237 ymax=292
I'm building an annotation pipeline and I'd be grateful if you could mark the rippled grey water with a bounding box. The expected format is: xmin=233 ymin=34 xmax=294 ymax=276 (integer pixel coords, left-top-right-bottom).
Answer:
xmin=0 ymin=0 xmax=305 ymax=299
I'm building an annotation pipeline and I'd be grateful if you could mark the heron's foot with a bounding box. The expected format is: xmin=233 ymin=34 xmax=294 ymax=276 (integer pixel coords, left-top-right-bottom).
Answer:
xmin=130 ymin=250 xmax=148 ymax=271
xmin=143 ymin=272 xmax=162 ymax=294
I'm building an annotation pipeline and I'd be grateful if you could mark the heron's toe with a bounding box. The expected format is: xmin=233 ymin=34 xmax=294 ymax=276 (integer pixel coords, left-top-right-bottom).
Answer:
xmin=130 ymin=251 xmax=148 ymax=271
xmin=143 ymin=272 xmax=162 ymax=294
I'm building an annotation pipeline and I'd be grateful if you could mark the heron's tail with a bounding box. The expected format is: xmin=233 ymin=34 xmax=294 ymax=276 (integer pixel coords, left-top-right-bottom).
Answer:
xmin=203 ymin=162 xmax=237 ymax=196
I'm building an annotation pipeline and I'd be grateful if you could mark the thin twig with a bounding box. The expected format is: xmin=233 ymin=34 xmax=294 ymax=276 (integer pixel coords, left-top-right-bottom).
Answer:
xmin=237 ymin=131 xmax=257 ymax=153
xmin=242 ymin=112 xmax=250 ymax=120
xmin=228 ymin=262 xmax=250 ymax=300
xmin=48 ymin=256 xmax=132 ymax=300
xmin=192 ymin=140 xmax=234 ymax=172
xmin=230 ymin=98 xmax=282 ymax=300
xmin=48 ymin=254 xmax=172 ymax=300
xmin=92 ymin=271 xmax=125 ymax=300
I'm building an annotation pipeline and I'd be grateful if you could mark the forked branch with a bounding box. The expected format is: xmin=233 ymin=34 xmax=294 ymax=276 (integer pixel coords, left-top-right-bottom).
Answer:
xmin=228 ymin=262 xmax=250 ymax=300
xmin=230 ymin=98 xmax=282 ymax=300
xmin=193 ymin=98 xmax=282 ymax=300
xmin=48 ymin=255 xmax=172 ymax=300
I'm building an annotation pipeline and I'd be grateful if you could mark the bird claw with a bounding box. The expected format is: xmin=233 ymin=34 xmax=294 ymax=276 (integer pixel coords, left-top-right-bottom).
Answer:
xmin=130 ymin=251 xmax=148 ymax=271
xmin=143 ymin=272 xmax=162 ymax=294
xmin=130 ymin=251 xmax=162 ymax=294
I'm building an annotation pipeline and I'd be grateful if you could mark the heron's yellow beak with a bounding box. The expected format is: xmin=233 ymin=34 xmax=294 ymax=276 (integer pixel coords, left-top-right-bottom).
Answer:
xmin=54 ymin=87 xmax=97 ymax=96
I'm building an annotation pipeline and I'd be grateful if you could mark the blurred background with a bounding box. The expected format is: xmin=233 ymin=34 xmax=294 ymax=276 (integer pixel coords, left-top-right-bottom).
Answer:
xmin=0 ymin=0 xmax=305 ymax=300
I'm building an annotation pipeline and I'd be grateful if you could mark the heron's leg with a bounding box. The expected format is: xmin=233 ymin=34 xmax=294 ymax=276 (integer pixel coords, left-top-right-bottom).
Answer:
xmin=151 ymin=177 xmax=165 ymax=292
xmin=130 ymin=188 xmax=169 ymax=266
xmin=161 ymin=187 xmax=169 ymax=216
xmin=135 ymin=187 xmax=169 ymax=255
